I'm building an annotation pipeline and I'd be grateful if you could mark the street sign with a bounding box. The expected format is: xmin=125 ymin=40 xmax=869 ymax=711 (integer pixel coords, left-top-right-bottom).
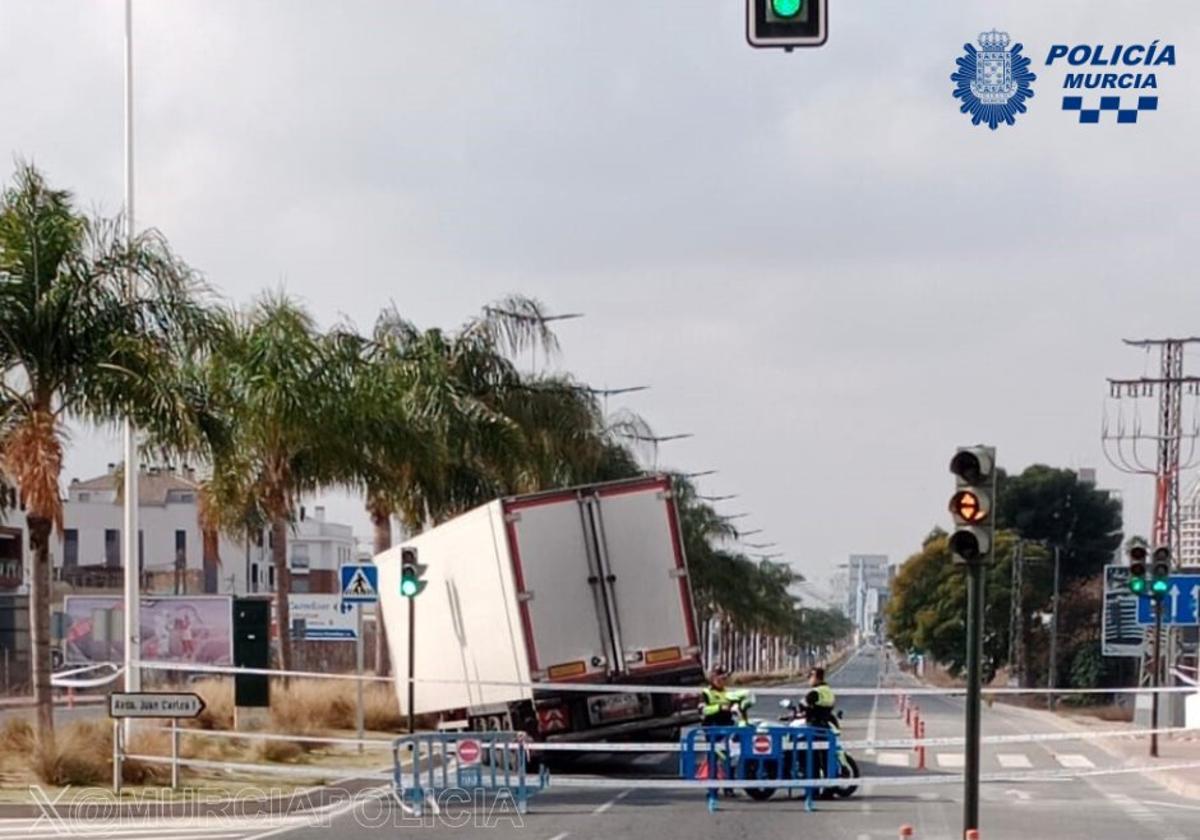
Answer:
xmin=457 ymin=738 xmax=481 ymax=764
xmin=109 ymin=692 xmax=206 ymax=719
xmin=1136 ymin=574 xmax=1200 ymax=626
xmin=752 ymin=734 xmax=771 ymax=755
xmin=289 ymin=594 xmax=358 ymax=640
xmin=340 ymin=564 xmax=379 ymax=604
xmin=1103 ymin=565 xmax=1145 ymax=657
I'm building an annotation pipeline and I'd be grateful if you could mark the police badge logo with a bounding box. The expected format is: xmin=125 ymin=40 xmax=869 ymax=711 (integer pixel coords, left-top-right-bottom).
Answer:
xmin=952 ymin=30 xmax=1036 ymax=129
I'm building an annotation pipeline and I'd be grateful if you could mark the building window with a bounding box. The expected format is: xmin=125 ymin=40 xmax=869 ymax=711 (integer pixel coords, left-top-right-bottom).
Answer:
xmin=175 ymin=530 xmax=187 ymax=567
xmin=138 ymin=530 xmax=144 ymax=572
xmin=104 ymin=529 xmax=120 ymax=567
xmin=268 ymin=565 xmax=275 ymax=588
xmin=291 ymin=543 xmax=309 ymax=570
xmin=292 ymin=576 xmax=309 ymax=594
xmin=64 ymin=530 xmax=79 ymax=568
xmin=251 ymin=563 xmax=259 ymax=588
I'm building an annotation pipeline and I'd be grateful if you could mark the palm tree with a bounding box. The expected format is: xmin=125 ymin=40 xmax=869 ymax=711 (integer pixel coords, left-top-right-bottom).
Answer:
xmin=202 ymin=294 xmax=346 ymax=676
xmin=344 ymin=299 xmax=560 ymax=673
xmin=0 ymin=164 xmax=213 ymax=736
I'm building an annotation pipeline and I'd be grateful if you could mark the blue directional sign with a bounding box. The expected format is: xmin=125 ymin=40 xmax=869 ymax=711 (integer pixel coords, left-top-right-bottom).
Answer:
xmin=340 ymin=564 xmax=379 ymax=604
xmin=1136 ymin=575 xmax=1200 ymax=626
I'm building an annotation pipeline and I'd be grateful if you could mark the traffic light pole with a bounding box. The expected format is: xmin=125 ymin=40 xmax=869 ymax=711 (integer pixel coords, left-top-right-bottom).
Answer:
xmin=964 ymin=559 xmax=985 ymax=833
xmin=1151 ymin=597 xmax=1163 ymax=758
xmin=407 ymin=595 xmax=416 ymax=734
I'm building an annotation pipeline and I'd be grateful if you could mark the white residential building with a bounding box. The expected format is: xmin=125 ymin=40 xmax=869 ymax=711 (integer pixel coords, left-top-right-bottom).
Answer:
xmin=57 ymin=466 xmax=356 ymax=596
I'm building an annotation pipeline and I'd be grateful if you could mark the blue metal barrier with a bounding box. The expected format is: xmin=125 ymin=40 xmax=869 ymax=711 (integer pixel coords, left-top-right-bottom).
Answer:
xmin=392 ymin=730 xmax=548 ymax=817
xmin=679 ymin=725 xmax=841 ymax=813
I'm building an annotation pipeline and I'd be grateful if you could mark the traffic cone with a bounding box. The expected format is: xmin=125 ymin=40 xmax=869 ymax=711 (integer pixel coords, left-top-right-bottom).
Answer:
xmin=917 ymin=721 xmax=926 ymax=771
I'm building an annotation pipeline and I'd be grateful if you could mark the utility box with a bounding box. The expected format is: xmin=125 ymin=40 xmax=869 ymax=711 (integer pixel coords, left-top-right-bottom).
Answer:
xmin=233 ymin=598 xmax=270 ymax=711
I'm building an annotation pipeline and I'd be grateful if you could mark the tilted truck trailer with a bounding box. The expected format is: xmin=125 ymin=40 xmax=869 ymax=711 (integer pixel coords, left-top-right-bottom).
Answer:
xmin=376 ymin=475 xmax=705 ymax=742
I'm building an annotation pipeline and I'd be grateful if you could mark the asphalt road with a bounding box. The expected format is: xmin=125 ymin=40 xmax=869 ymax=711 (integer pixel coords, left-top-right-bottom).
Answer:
xmin=11 ymin=647 xmax=1200 ymax=839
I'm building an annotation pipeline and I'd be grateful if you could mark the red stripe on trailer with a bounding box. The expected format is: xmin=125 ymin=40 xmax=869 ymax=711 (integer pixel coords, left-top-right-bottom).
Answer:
xmin=662 ymin=482 xmax=700 ymax=650
xmin=503 ymin=507 xmax=541 ymax=674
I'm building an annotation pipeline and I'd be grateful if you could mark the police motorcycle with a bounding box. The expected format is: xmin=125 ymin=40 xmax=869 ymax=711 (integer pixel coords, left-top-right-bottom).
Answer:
xmin=776 ymin=696 xmax=861 ymax=799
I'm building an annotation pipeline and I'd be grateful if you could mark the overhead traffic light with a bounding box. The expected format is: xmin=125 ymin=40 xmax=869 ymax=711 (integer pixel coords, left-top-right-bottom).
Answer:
xmin=1150 ymin=546 xmax=1171 ymax=598
xmin=1127 ymin=539 xmax=1149 ymax=595
xmin=746 ymin=0 xmax=828 ymax=50
xmin=948 ymin=446 xmax=996 ymax=564
xmin=399 ymin=546 xmax=427 ymax=598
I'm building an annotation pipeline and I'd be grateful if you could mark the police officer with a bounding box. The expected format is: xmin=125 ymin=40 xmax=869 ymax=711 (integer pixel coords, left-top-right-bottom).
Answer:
xmin=700 ymin=667 xmax=747 ymax=726
xmin=699 ymin=667 xmax=747 ymax=797
xmin=804 ymin=666 xmax=837 ymax=730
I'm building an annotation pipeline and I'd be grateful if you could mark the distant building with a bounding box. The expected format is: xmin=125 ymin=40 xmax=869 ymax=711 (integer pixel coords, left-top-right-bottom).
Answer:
xmin=846 ymin=554 xmax=889 ymax=636
xmin=56 ymin=466 xmax=355 ymax=595
xmin=1181 ymin=477 xmax=1200 ymax=567
xmin=0 ymin=474 xmax=24 ymax=594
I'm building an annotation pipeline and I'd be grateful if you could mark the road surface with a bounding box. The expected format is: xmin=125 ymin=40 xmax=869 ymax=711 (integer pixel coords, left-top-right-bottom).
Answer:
xmin=8 ymin=646 xmax=1199 ymax=839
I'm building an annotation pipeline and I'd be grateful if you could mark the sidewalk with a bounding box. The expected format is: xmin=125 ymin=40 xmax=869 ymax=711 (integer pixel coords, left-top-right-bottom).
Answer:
xmin=1033 ymin=705 xmax=1200 ymax=800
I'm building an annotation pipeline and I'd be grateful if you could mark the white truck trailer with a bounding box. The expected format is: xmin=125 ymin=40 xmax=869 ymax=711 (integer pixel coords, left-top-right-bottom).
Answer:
xmin=376 ymin=475 xmax=704 ymax=741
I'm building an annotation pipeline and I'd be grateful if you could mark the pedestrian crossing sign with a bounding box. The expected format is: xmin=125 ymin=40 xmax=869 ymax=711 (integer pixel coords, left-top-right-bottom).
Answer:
xmin=340 ymin=564 xmax=379 ymax=604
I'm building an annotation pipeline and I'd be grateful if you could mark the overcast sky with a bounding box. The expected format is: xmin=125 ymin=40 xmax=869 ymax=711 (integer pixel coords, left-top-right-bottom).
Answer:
xmin=2 ymin=2 xmax=1198 ymax=591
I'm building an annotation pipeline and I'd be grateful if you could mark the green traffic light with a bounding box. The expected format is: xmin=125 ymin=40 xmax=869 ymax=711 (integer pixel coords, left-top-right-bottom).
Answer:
xmin=772 ymin=0 xmax=804 ymax=18
xmin=1151 ymin=578 xmax=1170 ymax=596
xmin=401 ymin=573 xmax=419 ymax=597
xmin=1129 ymin=578 xmax=1147 ymax=595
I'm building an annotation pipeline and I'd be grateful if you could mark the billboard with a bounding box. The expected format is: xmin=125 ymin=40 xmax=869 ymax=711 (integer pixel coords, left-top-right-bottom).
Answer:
xmin=288 ymin=593 xmax=357 ymax=640
xmin=63 ymin=595 xmax=233 ymax=665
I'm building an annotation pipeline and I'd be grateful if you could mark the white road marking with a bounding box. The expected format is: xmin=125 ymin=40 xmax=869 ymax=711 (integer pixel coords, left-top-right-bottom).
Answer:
xmin=997 ymin=753 xmax=1033 ymax=769
xmin=1104 ymin=792 xmax=1186 ymax=840
xmin=1055 ymin=753 xmax=1095 ymax=770
xmin=936 ymin=752 xmax=964 ymax=769
xmin=875 ymin=751 xmax=911 ymax=768
xmin=1005 ymin=788 xmax=1031 ymax=803
xmin=592 ymin=788 xmax=631 ymax=815
xmin=865 ymin=669 xmax=880 ymax=756
xmin=547 ymin=833 xmax=571 ymax=840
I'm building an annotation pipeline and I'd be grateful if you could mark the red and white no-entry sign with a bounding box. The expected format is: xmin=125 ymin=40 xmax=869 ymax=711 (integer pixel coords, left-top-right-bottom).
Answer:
xmin=457 ymin=739 xmax=481 ymax=764
xmin=752 ymin=734 xmax=771 ymax=754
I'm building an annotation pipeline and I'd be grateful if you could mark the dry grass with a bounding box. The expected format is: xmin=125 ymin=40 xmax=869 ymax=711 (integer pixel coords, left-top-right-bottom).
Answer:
xmin=31 ymin=722 xmax=111 ymax=787
xmin=0 ymin=719 xmax=34 ymax=754
xmin=191 ymin=678 xmax=235 ymax=730
xmin=187 ymin=676 xmax=404 ymax=736
xmin=255 ymin=738 xmax=306 ymax=763
xmin=122 ymin=729 xmax=172 ymax=785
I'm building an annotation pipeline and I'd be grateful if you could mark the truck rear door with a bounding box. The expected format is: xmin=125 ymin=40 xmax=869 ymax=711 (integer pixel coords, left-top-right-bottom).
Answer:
xmin=503 ymin=491 xmax=615 ymax=682
xmin=589 ymin=477 xmax=700 ymax=676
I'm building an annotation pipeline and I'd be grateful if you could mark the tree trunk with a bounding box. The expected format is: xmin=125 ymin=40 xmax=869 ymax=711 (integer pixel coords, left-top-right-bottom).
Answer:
xmin=28 ymin=515 xmax=53 ymax=739
xmin=370 ymin=505 xmax=391 ymax=676
xmin=272 ymin=517 xmax=291 ymax=680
